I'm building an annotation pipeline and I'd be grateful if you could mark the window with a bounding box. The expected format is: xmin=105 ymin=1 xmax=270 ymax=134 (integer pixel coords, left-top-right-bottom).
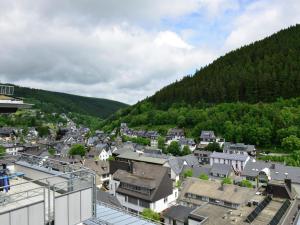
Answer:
xmin=164 ymin=197 xmax=168 ymax=203
xmin=175 ymin=191 xmax=177 ymax=198
xmin=128 ymin=196 xmax=138 ymax=205
xmin=139 ymin=199 xmax=150 ymax=208
xmin=120 ymin=182 xmax=151 ymax=195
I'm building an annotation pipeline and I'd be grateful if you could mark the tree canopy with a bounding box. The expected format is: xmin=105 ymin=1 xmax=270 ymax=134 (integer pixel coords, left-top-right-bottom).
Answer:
xmin=204 ymin=142 xmax=222 ymax=152
xmin=0 ymin=145 xmax=6 ymax=158
xmin=167 ymin=141 xmax=181 ymax=156
xmin=199 ymin=173 xmax=209 ymax=180
xmin=141 ymin=208 xmax=160 ymax=222
xmin=222 ymin=177 xmax=232 ymax=185
xmin=183 ymin=169 xmax=193 ymax=178
xmin=69 ymin=144 xmax=86 ymax=157
xmin=181 ymin=145 xmax=192 ymax=156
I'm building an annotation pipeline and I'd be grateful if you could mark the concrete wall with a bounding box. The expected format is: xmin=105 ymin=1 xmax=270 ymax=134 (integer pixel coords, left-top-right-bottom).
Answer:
xmin=0 ymin=201 xmax=45 ymax=225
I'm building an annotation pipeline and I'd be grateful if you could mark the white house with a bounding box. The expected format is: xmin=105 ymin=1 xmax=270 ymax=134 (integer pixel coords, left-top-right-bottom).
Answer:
xmin=200 ymin=131 xmax=225 ymax=147
xmin=179 ymin=138 xmax=196 ymax=152
xmin=209 ymin=152 xmax=250 ymax=173
xmin=3 ymin=143 xmax=23 ymax=155
xmin=109 ymin=161 xmax=178 ymax=214
xmin=99 ymin=148 xmax=112 ymax=161
xmin=223 ymin=142 xmax=256 ymax=156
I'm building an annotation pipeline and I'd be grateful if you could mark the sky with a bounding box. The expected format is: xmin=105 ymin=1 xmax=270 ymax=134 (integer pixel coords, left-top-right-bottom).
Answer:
xmin=0 ymin=0 xmax=299 ymax=104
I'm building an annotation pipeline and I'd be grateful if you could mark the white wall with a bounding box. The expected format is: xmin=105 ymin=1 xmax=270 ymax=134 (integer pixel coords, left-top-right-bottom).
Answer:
xmin=109 ymin=179 xmax=120 ymax=196
xmin=0 ymin=201 xmax=45 ymax=225
xmin=210 ymin=157 xmax=249 ymax=171
xmin=150 ymin=189 xmax=178 ymax=213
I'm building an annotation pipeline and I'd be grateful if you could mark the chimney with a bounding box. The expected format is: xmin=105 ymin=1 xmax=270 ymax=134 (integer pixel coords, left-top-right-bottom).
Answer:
xmin=220 ymin=183 xmax=224 ymax=191
xmin=285 ymin=179 xmax=292 ymax=192
xmin=271 ymin=164 xmax=275 ymax=169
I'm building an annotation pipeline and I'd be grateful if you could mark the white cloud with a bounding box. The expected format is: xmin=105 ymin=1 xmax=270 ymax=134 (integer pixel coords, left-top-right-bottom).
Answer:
xmin=0 ymin=3 xmax=216 ymax=104
xmin=224 ymin=0 xmax=300 ymax=50
xmin=200 ymin=0 xmax=240 ymax=18
xmin=0 ymin=0 xmax=299 ymax=105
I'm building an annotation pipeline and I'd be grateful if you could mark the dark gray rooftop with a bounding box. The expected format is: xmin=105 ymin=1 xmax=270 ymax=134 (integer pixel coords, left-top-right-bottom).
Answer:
xmin=96 ymin=190 xmax=122 ymax=208
xmin=223 ymin=142 xmax=255 ymax=152
xmin=164 ymin=205 xmax=194 ymax=222
xmin=211 ymin=163 xmax=232 ymax=176
xmin=242 ymin=159 xmax=300 ymax=184
xmin=168 ymin=154 xmax=199 ymax=175
xmin=210 ymin=152 xmax=249 ymax=161
xmin=113 ymin=161 xmax=172 ymax=201
xmin=200 ymin=130 xmax=216 ymax=139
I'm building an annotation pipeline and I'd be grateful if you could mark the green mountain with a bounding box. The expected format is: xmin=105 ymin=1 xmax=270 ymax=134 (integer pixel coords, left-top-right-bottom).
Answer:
xmin=102 ymin=25 xmax=300 ymax=154
xmin=150 ymin=24 xmax=300 ymax=108
xmin=10 ymin=84 xmax=128 ymax=118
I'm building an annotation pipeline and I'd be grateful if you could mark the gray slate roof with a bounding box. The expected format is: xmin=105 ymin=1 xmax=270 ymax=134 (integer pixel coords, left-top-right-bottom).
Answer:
xmin=113 ymin=161 xmax=172 ymax=201
xmin=179 ymin=138 xmax=196 ymax=146
xmin=223 ymin=142 xmax=255 ymax=152
xmin=211 ymin=163 xmax=232 ymax=176
xmin=168 ymin=154 xmax=199 ymax=175
xmin=164 ymin=205 xmax=194 ymax=222
xmin=242 ymin=160 xmax=300 ymax=184
xmin=96 ymin=190 xmax=122 ymax=208
xmin=200 ymin=131 xmax=216 ymax=139
xmin=183 ymin=165 xmax=211 ymax=178
xmin=210 ymin=151 xmax=249 ymax=161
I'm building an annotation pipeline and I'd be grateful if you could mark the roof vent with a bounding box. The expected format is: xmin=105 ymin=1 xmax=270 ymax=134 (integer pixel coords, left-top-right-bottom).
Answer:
xmin=271 ymin=164 xmax=275 ymax=169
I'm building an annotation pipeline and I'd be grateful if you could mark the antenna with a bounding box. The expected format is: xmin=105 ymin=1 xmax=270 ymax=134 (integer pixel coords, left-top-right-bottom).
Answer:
xmin=0 ymin=84 xmax=14 ymax=95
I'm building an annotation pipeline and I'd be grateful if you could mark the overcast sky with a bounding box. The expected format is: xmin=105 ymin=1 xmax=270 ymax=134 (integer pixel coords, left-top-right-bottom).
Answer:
xmin=0 ymin=0 xmax=299 ymax=104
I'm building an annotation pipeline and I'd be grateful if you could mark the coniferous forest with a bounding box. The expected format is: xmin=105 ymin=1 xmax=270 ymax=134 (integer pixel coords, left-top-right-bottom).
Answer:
xmin=150 ymin=25 xmax=300 ymax=108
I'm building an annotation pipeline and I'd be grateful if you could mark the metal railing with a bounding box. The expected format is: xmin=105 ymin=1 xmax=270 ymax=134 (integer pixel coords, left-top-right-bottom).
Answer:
xmin=0 ymin=153 xmax=97 ymax=225
xmin=0 ymin=85 xmax=14 ymax=96
xmin=93 ymin=201 xmax=166 ymax=225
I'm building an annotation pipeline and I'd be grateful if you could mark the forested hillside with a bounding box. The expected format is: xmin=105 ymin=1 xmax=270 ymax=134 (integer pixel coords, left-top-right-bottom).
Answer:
xmin=10 ymin=84 xmax=128 ymax=118
xmin=150 ymin=25 xmax=300 ymax=108
xmin=102 ymin=25 xmax=300 ymax=152
xmin=103 ymin=98 xmax=300 ymax=150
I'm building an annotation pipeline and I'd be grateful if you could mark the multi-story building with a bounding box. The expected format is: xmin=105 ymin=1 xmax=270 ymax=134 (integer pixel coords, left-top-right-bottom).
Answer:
xmin=109 ymin=161 xmax=178 ymax=214
xmin=209 ymin=151 xmax=250 ymax=172
xmin=223 ymin=142 xmax=256 ymax=156
xmin=199 ymin=131 xmax=224 ymax=147
xmin=166 ymin=128 xmax=185 ymax=144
